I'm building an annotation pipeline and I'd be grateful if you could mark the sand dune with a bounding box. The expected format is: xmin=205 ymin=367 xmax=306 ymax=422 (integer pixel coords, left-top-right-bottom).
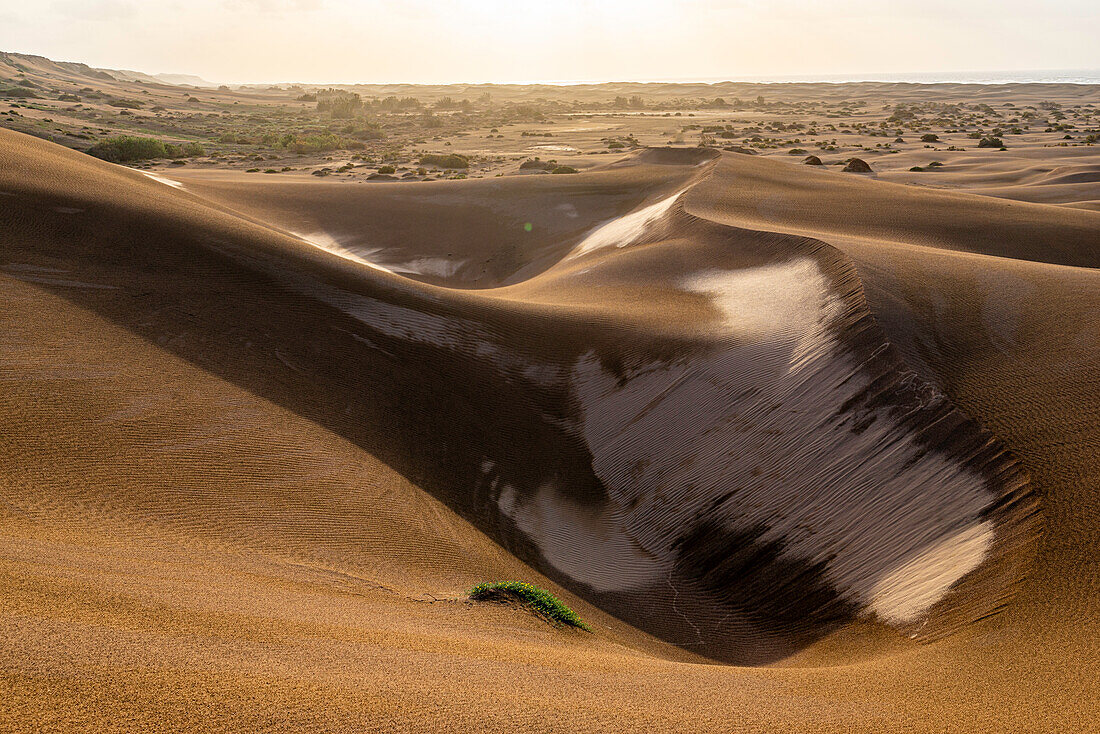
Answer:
xmin=2 ymin=128 xmax=1097 ymax=730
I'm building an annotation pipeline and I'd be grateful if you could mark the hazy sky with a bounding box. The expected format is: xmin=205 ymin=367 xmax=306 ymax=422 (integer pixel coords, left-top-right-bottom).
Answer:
xmin=1 ymin=0 xmax=1097 ymax=84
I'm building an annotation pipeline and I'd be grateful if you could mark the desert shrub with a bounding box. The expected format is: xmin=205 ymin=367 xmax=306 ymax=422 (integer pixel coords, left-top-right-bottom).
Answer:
xmin=468 ymin=582 xmax=590 ymax=631
xmin=377 ymin=165 xmax=396 ymax=174
xmin=920 ymin=133 xmax=939 ymax=142
xmin=87 ymin=135 xmax=166 ymax=162
xmin=519 ymin=158 xmax=554 ymax=171
xmin=107 ymin=99 xmax=143 ymax=109
xmin=977 ymin=137 xmax=1005 ymax=148
xmin=842 ymin=157 xmax=872 ymax=172
xmin=909 ymin=166 xmax=924 ymax=172
xmin=58 ymin=93 xmax=80 ymax=102
xmin=419 ymin=153 xmax=468 ymax=169
xmin=162 ymin=141 xmax=205 ymax=159
xmin=284 ymin=133 xmax=344 ymax=154
xmin=550 ymin=165 xmax=578 ymax=174
xmin=0 ymin=87 xmax=39 ymax=98
xmin=348 ymin=124 xmax=384 ymax=141
xmin=316 ymin=89 xmax=362 ymax=118
xmin=787 ymin=148 xmax=806 ymax=155
xmin=607 ymin=140 xmax=626 ymax=149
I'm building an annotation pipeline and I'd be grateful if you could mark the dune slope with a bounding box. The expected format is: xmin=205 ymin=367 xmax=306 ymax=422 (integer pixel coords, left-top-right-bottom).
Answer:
xmin=1 ymin=129 xmax=1096 ymax=731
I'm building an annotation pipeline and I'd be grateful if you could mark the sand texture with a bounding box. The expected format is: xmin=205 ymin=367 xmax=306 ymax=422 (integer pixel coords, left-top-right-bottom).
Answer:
xmin=2 ymin=124 xmax=1098 ymax=732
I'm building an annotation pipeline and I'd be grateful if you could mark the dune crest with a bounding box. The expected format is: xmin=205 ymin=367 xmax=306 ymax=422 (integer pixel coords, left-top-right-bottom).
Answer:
xmin=0 ymin=131 xmax=1039 ymax=668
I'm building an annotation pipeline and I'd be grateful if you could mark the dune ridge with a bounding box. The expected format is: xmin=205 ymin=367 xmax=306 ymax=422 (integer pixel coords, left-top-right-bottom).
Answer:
xmin=2 ymin=128 xmax=1096 ymax=730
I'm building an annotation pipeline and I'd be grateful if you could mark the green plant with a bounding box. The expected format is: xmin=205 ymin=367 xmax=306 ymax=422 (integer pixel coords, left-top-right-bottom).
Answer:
xmin=377 ymin=164 xmax=396 ymax=174
xmin=467 ymin=582 xmax=590 ymax=631
xmin=87 ymin=135 xmax=166 ymax=162
xmin=550 ymin=165 xmax=578 ymax=174
xmin=978 ymin=137 xmax=1005 ymax=148
xmin=920 ymin=133 xmax=939 ymax=142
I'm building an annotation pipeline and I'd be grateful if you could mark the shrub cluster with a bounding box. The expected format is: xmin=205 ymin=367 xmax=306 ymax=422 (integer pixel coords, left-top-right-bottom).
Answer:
xmin=0 ymin=87 xmax=39 ymax=98
xmin=87 ymin=136 xmax=204 ymax=162
xmin=315 ymin=89 xmax=363 ymax=119
xmin=419 ymin=153 xmax=469 ymax=169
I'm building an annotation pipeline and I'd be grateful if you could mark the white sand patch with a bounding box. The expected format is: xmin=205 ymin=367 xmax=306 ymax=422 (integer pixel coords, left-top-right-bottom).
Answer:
xmin=142 ymin=171 xmax=185 ymax=190
xmin=290 ymin=231 xmax=394 ymax=274
xmin=382 ymin=257 xmax=466 ymax=279
xmin=569 ymin=189 xmax=684 ymax=259
xmin=569 ymin=256 xmax=996 ymax=623
xmin=867 ymin=522 xmax=994 ymax=625
xmin=497 ymin=483 xmax=665 ymax=592
xmin=526 ymin=144 xmax=579 ymax=152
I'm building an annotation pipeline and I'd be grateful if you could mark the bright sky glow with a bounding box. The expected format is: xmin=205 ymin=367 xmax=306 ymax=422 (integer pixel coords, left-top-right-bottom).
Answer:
xmin=0 ymin=0 xmax=1096 ymax=84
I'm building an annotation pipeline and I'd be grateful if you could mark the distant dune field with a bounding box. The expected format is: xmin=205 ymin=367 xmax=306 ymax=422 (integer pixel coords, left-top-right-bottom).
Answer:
xmin=2 ymin=126 xmax=1098 ymax=732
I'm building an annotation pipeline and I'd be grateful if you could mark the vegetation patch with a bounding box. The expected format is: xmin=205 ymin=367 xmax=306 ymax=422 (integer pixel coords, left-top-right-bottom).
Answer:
xmin=87 ymin=135 xmax=168 ymax=162
xmin=87 ymin=135 xmax=204 ymax=162
xmin=467 ymin=582 xmax=590 ymax=631
xmin=419 ymin=152 xmax=469 ymax=169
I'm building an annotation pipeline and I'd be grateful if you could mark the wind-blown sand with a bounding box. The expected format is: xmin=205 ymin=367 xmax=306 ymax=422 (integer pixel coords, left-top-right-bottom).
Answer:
xmin=2 ymin=127 xmax=1098 ymax=731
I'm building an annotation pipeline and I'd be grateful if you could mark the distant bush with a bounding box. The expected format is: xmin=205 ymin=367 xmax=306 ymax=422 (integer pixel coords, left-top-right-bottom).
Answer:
xmin=787 ymin=148 xmax=806 ymax=155
xmin=0 ymin=87 xmax=39 ymax=98
xmin=107 ymin=99 xmax=143 ymax=109
xmin=316 ymin=89 xmax=362 ymax=119
xmin=377 ymin=165 xmax=396 ymax=174
xmin=920 ymin=133 xmax=939 ymax=142
xmin=57 ymin=93 xmax=80 ymax=102
xmin=842 ymin=157 xmax=872 ymax=173
xmin=550 ymin=165 xmax=578 ymax=174
xmin=87 ymin=136 xmax=167 ymax=162
xmin=519 ymin=158 xmax=554 ymax=171
xmin=977 ymin=137 xmax=1005 ymax=148
xmin=282 ymin=133 xmax=344 ymax=154
xmin=419 ymin=153 xmax=468 ymax=169
xmin=468 ymin=582 xmax=590 ymax=631
xmin=162 ymin=141 xmax=206 ymax=158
